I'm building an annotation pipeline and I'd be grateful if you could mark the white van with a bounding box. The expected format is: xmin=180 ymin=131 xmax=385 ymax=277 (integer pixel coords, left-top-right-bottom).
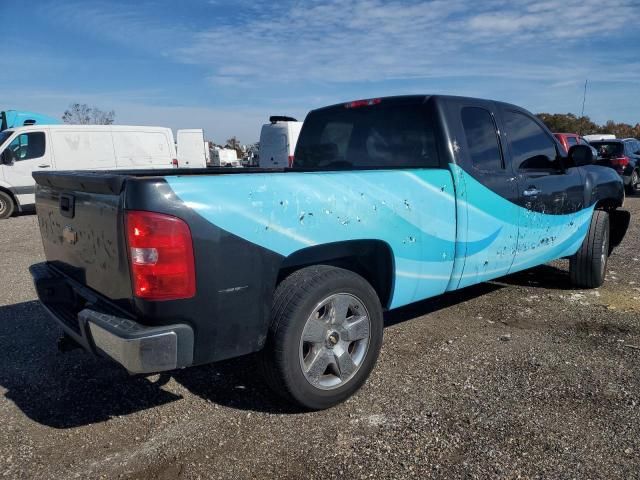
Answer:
xmin=0 ymin=124 xmax=203 ymax=218
xmin=583 ymin=134 xmax=616 ymax=142
xmin=210 ymin=146 xmax=240 ymax=167
xmin=258 ymin=116 xmax=303 ymax=168
xmin=176 ymin=129 xmax=208 ymax=168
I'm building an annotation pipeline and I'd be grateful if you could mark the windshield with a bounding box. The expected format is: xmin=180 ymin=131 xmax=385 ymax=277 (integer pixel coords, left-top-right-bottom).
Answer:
xmin=590 ymin=141 xmax=623 ymax=158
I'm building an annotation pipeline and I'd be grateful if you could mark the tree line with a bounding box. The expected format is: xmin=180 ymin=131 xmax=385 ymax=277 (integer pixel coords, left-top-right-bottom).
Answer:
xmin=536 ymin=112 xmax=640 ymax=139
xmin=61 ymin=103 xmax=638 ymax=147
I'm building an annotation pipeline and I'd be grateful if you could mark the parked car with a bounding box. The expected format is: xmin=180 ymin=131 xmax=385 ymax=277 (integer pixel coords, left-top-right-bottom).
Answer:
xmin=554 ymin=133 xmax=581 ymax=153
xmin=553 ymin=132 xmax=593 ymax=154
xmin=590 ymin=138 xmax=640 ymax=195
xmin=259 ymin=116 xmax=303 ymax=168
xmin=0 ymin=124 xmax=204 ymax=218
xmin=29 ymin=95 xmax=624 ymax=409
xmin=210 ymin=146 xmax=241 ymax=167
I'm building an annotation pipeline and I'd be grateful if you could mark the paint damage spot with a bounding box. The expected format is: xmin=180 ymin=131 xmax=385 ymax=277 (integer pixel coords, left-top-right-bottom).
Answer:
xmin=218 ymin=285 xmax=249 ymax=294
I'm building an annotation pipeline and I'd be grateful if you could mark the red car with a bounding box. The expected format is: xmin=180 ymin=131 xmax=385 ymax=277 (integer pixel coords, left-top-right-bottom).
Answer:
xmin=554 ymin=133 xmax=590 ymax=153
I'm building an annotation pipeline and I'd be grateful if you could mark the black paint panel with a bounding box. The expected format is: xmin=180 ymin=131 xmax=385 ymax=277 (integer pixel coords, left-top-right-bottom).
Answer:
xmin=123 ymin=178 xmax=285 ymax=365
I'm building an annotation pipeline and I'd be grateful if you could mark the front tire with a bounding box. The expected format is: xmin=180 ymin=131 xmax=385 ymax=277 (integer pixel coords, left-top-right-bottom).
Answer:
xmin=261 ymin=266 xmax=383 ymax=410
xmin=0 ymin=191 xmax=15 ymax=219
xmin=569 ymin=210 xmax=610 ymax=288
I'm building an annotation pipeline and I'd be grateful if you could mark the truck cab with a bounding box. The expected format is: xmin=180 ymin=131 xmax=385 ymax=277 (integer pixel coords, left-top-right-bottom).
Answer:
xmin=0 ymin=110 xmax=60 ymax=131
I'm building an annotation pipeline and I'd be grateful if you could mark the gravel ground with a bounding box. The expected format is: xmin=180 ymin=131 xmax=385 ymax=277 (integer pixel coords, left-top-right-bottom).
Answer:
xmin=0 ymin=200 xmax=639 ymax=480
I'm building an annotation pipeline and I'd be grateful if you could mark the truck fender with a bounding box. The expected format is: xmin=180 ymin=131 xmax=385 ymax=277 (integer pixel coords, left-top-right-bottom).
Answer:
xmin=278 ymin=239 xmax=396 ymax=309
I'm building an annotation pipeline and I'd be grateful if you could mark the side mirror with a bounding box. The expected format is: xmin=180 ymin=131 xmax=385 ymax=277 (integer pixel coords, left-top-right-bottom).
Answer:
xmin=0 ymin=149 xmax=14 ymax=166
xmin=568 ymin=144 xmax=594 ymax=167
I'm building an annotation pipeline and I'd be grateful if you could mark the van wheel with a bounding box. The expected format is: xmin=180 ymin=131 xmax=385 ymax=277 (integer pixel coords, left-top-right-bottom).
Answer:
xmin=261 ymin=266 xmax=383 ymax=410
xmin=569 ymin=210 xmax=609 ymax=288
xmin=0 ymin=191 xmax=15 ymax=219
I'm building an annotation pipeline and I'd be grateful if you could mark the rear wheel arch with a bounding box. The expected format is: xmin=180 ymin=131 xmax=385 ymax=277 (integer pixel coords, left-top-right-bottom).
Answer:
xmin=277 ymin=240 xmax=395 ymax=309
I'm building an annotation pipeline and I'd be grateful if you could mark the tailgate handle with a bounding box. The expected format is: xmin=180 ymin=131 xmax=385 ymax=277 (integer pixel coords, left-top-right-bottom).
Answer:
xmin=59 ymin=194 xmax=75 ymax=218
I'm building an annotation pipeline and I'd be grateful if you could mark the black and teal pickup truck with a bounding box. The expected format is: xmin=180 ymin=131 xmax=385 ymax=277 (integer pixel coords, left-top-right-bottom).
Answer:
xmin=30 ymin=95 xmax=625 ymax=409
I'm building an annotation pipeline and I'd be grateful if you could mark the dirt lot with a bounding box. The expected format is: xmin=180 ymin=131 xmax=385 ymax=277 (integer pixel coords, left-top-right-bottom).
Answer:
xmin=1 ymin=199 xmax=639 ymax=480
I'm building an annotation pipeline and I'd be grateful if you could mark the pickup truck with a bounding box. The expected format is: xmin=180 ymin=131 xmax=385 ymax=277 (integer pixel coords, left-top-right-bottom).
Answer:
xmin=30 ymin=95 xmax=625 ymax=410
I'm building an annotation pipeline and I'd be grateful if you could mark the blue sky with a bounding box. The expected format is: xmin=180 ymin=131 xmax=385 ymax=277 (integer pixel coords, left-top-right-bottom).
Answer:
xmin=1 ymin=0 xmax=639 ymax=143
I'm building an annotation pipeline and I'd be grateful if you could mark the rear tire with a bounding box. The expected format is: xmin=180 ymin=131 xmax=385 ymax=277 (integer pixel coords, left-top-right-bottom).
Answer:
xmin=569 ymin=210 xmax=610 ymax=288
xmin=261 ymin=265 xmax=383 ymax=410
xmin=0 ymin=191 xmax=15 ymax=219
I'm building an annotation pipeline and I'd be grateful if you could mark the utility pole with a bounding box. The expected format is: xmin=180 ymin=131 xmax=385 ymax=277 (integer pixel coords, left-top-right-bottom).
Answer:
xmin=579 ymin=79 xmax=588 ymax=135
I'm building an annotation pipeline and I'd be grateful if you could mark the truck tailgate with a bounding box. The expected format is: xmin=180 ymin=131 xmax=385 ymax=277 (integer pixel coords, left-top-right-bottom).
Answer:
xmin=34 ymin=172 xmax=133 ymax=304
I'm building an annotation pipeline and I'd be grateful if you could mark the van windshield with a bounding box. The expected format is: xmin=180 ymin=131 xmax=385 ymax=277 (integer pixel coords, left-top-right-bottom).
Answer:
xmin=294 ymin=100 xmax=440 ymax=169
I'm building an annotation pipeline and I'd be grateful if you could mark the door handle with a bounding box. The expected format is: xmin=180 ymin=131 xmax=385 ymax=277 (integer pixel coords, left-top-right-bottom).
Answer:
xmin=523 ymin=187 xmax=541 ymax=197
xmin=38 ymin=164 xmax=50 ymax=168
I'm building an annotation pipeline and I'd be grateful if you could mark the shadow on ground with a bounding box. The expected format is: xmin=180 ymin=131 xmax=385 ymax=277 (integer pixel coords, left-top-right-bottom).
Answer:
xmin=0 ymin=301 xmax=181 ymax=429
xmin=493 ymin=263 xmax=575 ymax=290
xmin=0 ymin=263 xmax=575 ymax=427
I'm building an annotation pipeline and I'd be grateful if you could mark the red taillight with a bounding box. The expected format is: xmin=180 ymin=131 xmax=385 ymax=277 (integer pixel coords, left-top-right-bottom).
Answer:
xmin=288 ymin=155 xmax=294 ymax=167
xmin=611 ymin=156 xmax=630 ymax=168
xmin=125 ymin=211 xmax=196 ymax=301
xmin=172 ymin=158 xmax=179 ymax=168
xmin=345 ymin=98 xmax=381 ymax=109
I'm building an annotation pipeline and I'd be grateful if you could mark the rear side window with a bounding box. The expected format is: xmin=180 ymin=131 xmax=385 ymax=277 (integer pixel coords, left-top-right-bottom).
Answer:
xmin=503 ymin=111 xmax=558 ymax=171
xmin=460 ymin=107 xmax=503 ymax=171
xmin=7 ymin=132 xmax=46 ymax=161
xmin=567 ymin=136 xmax=578 ymax=147
xmin=294 ymin=102 xmax=439 ymax=168
xmin=625 ymin=141 xmax=639 ymax=155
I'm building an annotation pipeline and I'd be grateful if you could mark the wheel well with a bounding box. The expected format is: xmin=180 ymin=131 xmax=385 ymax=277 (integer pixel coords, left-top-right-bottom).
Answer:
xmin=595 ymin=198 xmax=621 ymax=212
xmin=595 ymin=197 xmax=629 ymax=252
xmin=0 ymin=187 xmax=18 ymax=211
xmin=606 ymin=207 xmax=630 ymax=251
xmin=278 ymin=240 xmax=394 ymax=309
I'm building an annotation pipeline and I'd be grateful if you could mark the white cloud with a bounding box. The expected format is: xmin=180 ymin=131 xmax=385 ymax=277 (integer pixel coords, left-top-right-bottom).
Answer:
xmin=9 ymin=0 xmax=639 ymax=134
xmin=172 ymin=0 xmax=639 ymax=85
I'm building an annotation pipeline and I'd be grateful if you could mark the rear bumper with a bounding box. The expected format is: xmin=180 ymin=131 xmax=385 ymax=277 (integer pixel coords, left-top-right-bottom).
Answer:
xmin=30 ymin=262 xmax=194 ymax=374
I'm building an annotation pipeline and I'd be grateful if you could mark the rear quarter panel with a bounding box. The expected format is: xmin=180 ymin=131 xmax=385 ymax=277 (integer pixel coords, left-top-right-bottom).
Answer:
xmin=165 ymin=169 xmax=458 ymax=309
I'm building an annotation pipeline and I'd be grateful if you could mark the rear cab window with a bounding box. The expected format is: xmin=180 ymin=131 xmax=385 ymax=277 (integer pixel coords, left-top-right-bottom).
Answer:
xmin=294 ymin=99 xmax=440 ymax=169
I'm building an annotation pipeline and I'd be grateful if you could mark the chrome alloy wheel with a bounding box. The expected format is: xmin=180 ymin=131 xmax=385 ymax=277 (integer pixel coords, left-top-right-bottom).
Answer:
xmin=299 ymin=293 xmax=371 ymax=390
